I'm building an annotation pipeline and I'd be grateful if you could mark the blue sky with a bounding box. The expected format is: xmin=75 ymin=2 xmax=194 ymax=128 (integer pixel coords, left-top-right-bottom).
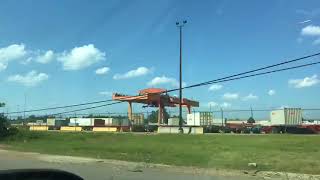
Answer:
xmin=0 ymin=0 xmax=319 ymax=118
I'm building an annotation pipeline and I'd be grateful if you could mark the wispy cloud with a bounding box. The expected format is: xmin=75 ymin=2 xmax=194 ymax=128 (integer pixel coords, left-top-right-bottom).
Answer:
xmin=208 ymin=101 xmax=218 ymax=107
xmin=113 ymin=67 xmax=151 ymax=80
xmin=242 ymin=93 xmax=258 ymax=101
xmin=147 ymin=75 xmax=186 ymax=88
xmin=95 ymin=67 xmax=110 ymax=75
xmin=299 ymin=20 xmax=312 ymax=24
xmin=7 ymin=70 xmax=49 ymax=86
xmin=222 ymin=93 xmax=239 ymax=100
xmin=208 ymin=84 xmax=223 ymax=91
xmin=35 ymin=50 xmax=55 ymax=64
xmin=220 ymin=102 xmax=231 ymax=108
xmin=289 ymin=74 xmax=319 ymax=88
xmin=268 ymin=89 xmax=276 ymax=96
xmin=99 ymin=91 xmax=112 ymax=96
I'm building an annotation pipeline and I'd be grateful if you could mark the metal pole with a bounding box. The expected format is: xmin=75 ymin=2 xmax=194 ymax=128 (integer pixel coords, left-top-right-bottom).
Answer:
xmin=221 ymin=107 xmax=224 ymax=127
xmin=176 ymin=20 xmax=187 ymax=132
xmin=179 ymin=25 xmax=183 ymax=130
xmin=24 ymin=93 xmax=26 ymax=125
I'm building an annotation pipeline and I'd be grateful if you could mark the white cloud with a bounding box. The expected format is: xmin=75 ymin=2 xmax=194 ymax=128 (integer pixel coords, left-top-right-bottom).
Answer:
xmin=301 ymin=25 xmax=320 ymax=36
xmin=222 ymin=93 xmax=239 ymax=100
xmin=147 ymin=75 xmax=186 ymax=88
xmin=208 ymin=101 xmax=218 ymax=107
xmin=35 ymin=50 xmax=54 ymax=64
xmin=208 ymin=84 xmax=223 ymax=91
xmin=20 ymin=57 xmax=32 ymax=65
xmin=242 ymin=93 xmax=258 ymax=101
xmin=279 ymin=105 xmax=290 ymax=109
xmin=299 ymin=20 xmax=311 ymax=24
xmin=95 ymin=67 xmax=110 ymax=75
xmin=220 ymin=102 xmax=231 ymax=108
xmin=99 ymin=91 xmax=112 ymax=96
xmin=0 ymin=44 xmax=26 ymax=71
xmin=7 ymin=70 xmax=49 ymax=86
xmin=288 ymin=74 xmax=319 ymax=88
xmin=57 ymin=44 xmax=106 ymax=70
xmin=268 ymin=89 xmax=276 ymax=96
xmin=0 ymin=63 xmax=7 ymax=71
xmin=113 ymin=67 xmax=151 ymax=80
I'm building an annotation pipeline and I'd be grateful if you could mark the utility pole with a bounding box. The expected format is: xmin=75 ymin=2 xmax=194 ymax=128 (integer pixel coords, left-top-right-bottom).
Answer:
xmin=24 ymin=92 xmax=26 ymax=125
xmin=220 ymin=107 xmax=224 ymax=127
xmin=176 ymin=20 xmax=187 ymax=132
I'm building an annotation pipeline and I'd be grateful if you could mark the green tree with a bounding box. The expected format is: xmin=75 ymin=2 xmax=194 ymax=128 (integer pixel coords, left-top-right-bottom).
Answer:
xmin=147 ymin=108 xmax=170 ymax=124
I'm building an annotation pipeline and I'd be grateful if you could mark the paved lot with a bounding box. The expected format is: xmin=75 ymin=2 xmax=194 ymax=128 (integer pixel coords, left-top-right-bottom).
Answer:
xmin=0 ymin=149 xmax=259 ymax=180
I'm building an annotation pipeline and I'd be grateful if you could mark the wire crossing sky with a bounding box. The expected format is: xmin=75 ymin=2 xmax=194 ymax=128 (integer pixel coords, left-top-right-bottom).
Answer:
xmin=0 ymin=0 xmax=319 ymax=115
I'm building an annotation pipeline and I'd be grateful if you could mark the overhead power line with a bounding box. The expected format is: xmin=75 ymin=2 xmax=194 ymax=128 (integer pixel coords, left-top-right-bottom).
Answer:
xmin=167 ymin=52 xmax=320 ymax=92
xmin=5 ymin=99 xmax=114 ymax=114
xmin=50 ymin=102 xmax=123 ymax=116
xmin=4 ymin=52 xmax=320 ymax=115
xmin=166 ymin=61 xmax=320 ymax=92
xmin=31 ymin=61 xmax=320 ymax=116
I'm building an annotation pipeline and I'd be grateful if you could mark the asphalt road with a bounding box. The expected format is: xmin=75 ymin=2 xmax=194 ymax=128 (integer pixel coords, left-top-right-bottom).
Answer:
xmin=0 ymin=149 xmax=261 ymax=180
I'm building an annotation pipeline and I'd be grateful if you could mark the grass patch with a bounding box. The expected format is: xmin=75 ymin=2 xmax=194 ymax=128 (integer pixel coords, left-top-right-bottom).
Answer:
xmin=1 ymin=131 xmax=320 ymax=174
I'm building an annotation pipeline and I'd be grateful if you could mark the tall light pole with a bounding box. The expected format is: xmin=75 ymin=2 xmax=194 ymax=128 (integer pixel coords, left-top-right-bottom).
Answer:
xmin=176 ymin=20 xmax=187 ymax=132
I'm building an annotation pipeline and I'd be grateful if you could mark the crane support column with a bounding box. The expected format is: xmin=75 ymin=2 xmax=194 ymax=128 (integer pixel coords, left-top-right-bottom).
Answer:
xmin=187 ymin=105 xmax=191 ymax=114
xmin=128 ymin=101 xmax=132 ymax=120
xmin=158 ymin=104 xmax=163 ymax=125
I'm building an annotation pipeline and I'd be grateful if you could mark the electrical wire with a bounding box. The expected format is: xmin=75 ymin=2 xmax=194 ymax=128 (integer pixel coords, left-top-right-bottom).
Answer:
xmin=4 ymin=52 xmax=320 ymax=115
xmin=167 ymin=61 xmax=320 ymax=92
xmin=50 ymin=101 xmax=123 ymax=116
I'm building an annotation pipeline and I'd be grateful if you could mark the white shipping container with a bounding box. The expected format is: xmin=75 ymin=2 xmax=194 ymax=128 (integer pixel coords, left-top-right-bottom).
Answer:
xmin=70 ymin=118 xmax=93 ymax=126
xmin=187 ymin=112 xmax=213 ymax=126
xmin=47 ymin=118 xmax=55 ymax=126
xmin=36 ymin=120 xmax=44 ymax=124
xmin=103 ymin=118 xmax=113 ymax=125
xmin=168 ymin=118 xmax=180 ymax=126
xmin=92 ymin=118 xmax=113 ymax=125
xmin=302 ymin=120 xmax=320 ymax=125
xmin=257 ymin=120 xmax=271 ymax=126
xmin=212 ymin=118 xmax=224 ymax=125
xmin=270 ymin=108 xmax=302 ymax=126
xmin=157 ymin=126 xmax=203 ymax=134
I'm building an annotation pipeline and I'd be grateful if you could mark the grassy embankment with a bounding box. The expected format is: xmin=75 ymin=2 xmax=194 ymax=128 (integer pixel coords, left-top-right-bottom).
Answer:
xmin=1 ymin=131 xmax=320 ymax=174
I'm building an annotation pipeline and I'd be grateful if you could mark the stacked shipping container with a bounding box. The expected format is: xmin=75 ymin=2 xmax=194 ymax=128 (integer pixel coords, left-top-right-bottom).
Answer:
xmin=187 ymin=112 xmax=213 ymax=126
xmin=168 ymin=118 xmax=180 ymax=126
xmin=69 ymin=118 xmax=105 ymax=127
xmin=131 ymin=113 xmax=144 ymax=125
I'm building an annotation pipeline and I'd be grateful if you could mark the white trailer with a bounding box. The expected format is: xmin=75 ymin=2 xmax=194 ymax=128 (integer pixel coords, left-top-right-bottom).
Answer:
xmin=270 ymin=108 xmax=302 ymax=126
xmin=270 ymin=108 xmax=303 ymax=133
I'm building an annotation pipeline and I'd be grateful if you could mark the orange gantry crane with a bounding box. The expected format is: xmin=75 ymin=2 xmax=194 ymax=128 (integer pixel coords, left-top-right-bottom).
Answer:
xmin=112 ymin=88 xmax=199 ymax=125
